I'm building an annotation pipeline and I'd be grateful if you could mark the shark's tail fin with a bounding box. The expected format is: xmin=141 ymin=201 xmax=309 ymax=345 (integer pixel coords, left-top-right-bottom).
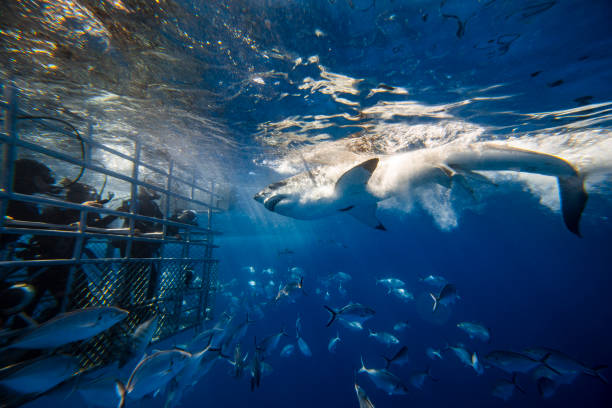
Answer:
xmin=557 ymin=175 xmax=588 ymax=237
xmin=429 ymin=293 xmax=439 ymax=312
xmin=323 ymin=306 xmax=337 ymax=327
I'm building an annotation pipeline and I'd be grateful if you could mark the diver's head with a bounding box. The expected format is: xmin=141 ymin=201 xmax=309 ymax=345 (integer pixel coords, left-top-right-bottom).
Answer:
xmin=63 ymin=181 xmax=97 ymax=204
xmin=13 ymin=158 xmax=58 ymax=195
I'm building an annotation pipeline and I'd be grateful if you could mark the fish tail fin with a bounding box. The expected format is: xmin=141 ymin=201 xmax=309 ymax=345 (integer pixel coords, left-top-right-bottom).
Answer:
xmin=429 ymin=293 xmax=438 ymax=312
xmin=512 ymin=373 xmax=526 ymax=394
xmin=590 ymin=365 xmax=609 ymax=384
xmin=336 ymin=330 xmax=340 ymax=340
xmin=540 ymin=353 xmax=561 ymax=375
xmin=382 ymin=355 xmax=392 ymax=369
xmin=557 ymin=174 xmax=588 ymax=237
xmin=359 ymin=355 xmax=367 ymax=373
xmin=115 ymin=380 xmax=126 ymax=408
xmin=323 ymin=306 xmax=337 ymax=327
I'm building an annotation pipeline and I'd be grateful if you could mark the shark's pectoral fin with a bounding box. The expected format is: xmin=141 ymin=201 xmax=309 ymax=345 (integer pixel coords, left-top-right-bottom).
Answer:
xmin=436 ymin=164 xmax=497 ymax=192
xmin=558 ymin=175 xmax=588 ymax=237
xmin=344 ymin=203 xmax=386 ymax=231
xmin=335 ymin=158 xmax=379 ymax=196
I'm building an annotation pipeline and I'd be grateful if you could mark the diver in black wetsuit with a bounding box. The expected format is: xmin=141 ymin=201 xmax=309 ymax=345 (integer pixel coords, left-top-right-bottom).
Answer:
xmin=1 ymin=159 xmax=61 ymax=256
xmin=23 ymin=181 xmax=116 ymax=320
xmin=166 ymin=209 xmax=198 ymax=238
xmin=113 ymin=187 xmax=164 ymax=301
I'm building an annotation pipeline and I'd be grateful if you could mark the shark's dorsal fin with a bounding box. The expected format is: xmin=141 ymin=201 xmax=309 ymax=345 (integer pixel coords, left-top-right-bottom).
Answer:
xmin=346 ymin=203 xmax=386 ymax=231
xmin=335 ymin=158 xmax=379 ymax=196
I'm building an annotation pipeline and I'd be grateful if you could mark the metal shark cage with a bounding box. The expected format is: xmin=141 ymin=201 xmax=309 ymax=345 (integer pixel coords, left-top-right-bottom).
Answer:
xmin=0 ymin=83 xmax=224 ymax=376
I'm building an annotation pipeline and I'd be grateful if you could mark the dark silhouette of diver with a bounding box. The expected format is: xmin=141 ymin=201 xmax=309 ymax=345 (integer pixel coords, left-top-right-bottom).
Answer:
xmin=113 ymin=187 xmax=164 ymax=301
xmin=23 ymin=181 xmax=116 ymax=321
xmin=1 ymin=159 xmax=61 ymax=256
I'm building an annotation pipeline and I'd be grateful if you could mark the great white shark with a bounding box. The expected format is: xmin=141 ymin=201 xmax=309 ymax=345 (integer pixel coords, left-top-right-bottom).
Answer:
xmin=254 ymin=144 xmax=588 ymax=236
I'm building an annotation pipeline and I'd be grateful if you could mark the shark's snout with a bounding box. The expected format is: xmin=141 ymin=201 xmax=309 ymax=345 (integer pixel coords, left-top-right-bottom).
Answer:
xmin=253 ymin=190 xmax=267 ymax=203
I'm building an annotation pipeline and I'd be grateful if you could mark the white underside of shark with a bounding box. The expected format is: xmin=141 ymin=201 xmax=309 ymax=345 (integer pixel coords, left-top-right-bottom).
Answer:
xmin=254 ymin=143 xmax=588 ymax=236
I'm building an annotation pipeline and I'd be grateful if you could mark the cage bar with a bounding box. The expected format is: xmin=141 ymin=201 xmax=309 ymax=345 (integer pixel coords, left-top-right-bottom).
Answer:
xmin=0 ymin=81 xmax=225 ymax=406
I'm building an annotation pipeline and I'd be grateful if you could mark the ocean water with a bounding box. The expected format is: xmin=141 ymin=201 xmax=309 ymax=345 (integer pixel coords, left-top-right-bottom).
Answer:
xmin=3 ymin=0 xmax=612 ymax=407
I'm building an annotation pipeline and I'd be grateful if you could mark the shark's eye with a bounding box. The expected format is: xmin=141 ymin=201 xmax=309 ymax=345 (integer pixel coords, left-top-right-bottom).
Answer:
xmin=268 ymin=181 xmax=287 ymax=190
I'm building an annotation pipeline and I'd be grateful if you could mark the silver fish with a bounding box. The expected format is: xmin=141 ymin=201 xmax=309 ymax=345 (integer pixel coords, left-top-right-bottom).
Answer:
xmin=258 ymin=329 xmax=289 ymax=357
xmin=297 ymin=336 xmax=312 ymax=357
xmin=330 ymin=272 xmax=352 ymax=283
xmin=116 ymin=348 xmax=191 ymax=406
xmin=0 ymin=354 xmax=79 ymax=394
xmin=389 ymin=288 xmax=414 ymax=301
xmin=369 ymin=330 xmax=400 ymax=347
xmin=447 ymin=344 xmax=473 ymax=367
xmin=120 ymin=316 xmax=158 ymax=366
xmin=8 ymin=306 xmax=128 ymax=349
xmin=393 ymin=321 xmax=411 ymax=331
xmin=250 ymin=346 xmax=263 ymax=391
xmin=221 ymin=314 xmax=254 ymax=350
xmin=229 ymin=343 xmax=249 ymax=379
xmin=324 ymin=303 xmax=375 ymax=327
xmin=471 ymin=352 xmax=484 ymax=375
xmin=280 ymin=344 xmax=295 ymax=358
xmin=532 ymin=364 xmax=578 ymax=386
xmin=338 ymin=318 xmax=364 ymax=331
xmin=485 ymin=350 xmax=559 ymax=374
xmin=376 ymin=278 xmax=405 ymax=290
xmin=457 ymin=322 xmax=490 ymax=342
xmin=355 ymin=380 xmax=375 ymax=408
xmin=426 ymin=347 xmax=443 ymax=360
xmin=275 ymin=277 xmax=305 ymax=302
xmin=419 ymin=274 xmax=447 ymax=287
xmin=522 ymin=347 xmax=608 ymax=384
xmin=359 ymin=356 xmax=409 ymax=395
xmin=328 ymin=331 xmax=341 ymax=353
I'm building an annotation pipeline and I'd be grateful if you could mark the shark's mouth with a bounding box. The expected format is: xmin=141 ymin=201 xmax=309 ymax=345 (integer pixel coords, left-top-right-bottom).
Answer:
xmin=264 ymin=194 xmax=287 ymax=211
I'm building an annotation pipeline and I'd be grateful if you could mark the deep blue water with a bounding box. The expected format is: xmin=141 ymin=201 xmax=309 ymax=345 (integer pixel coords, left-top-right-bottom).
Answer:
xmin=202 ymin=190 xmax=612 ymax=407
xmin=6 ymin=0 xmax=612 ymax=407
